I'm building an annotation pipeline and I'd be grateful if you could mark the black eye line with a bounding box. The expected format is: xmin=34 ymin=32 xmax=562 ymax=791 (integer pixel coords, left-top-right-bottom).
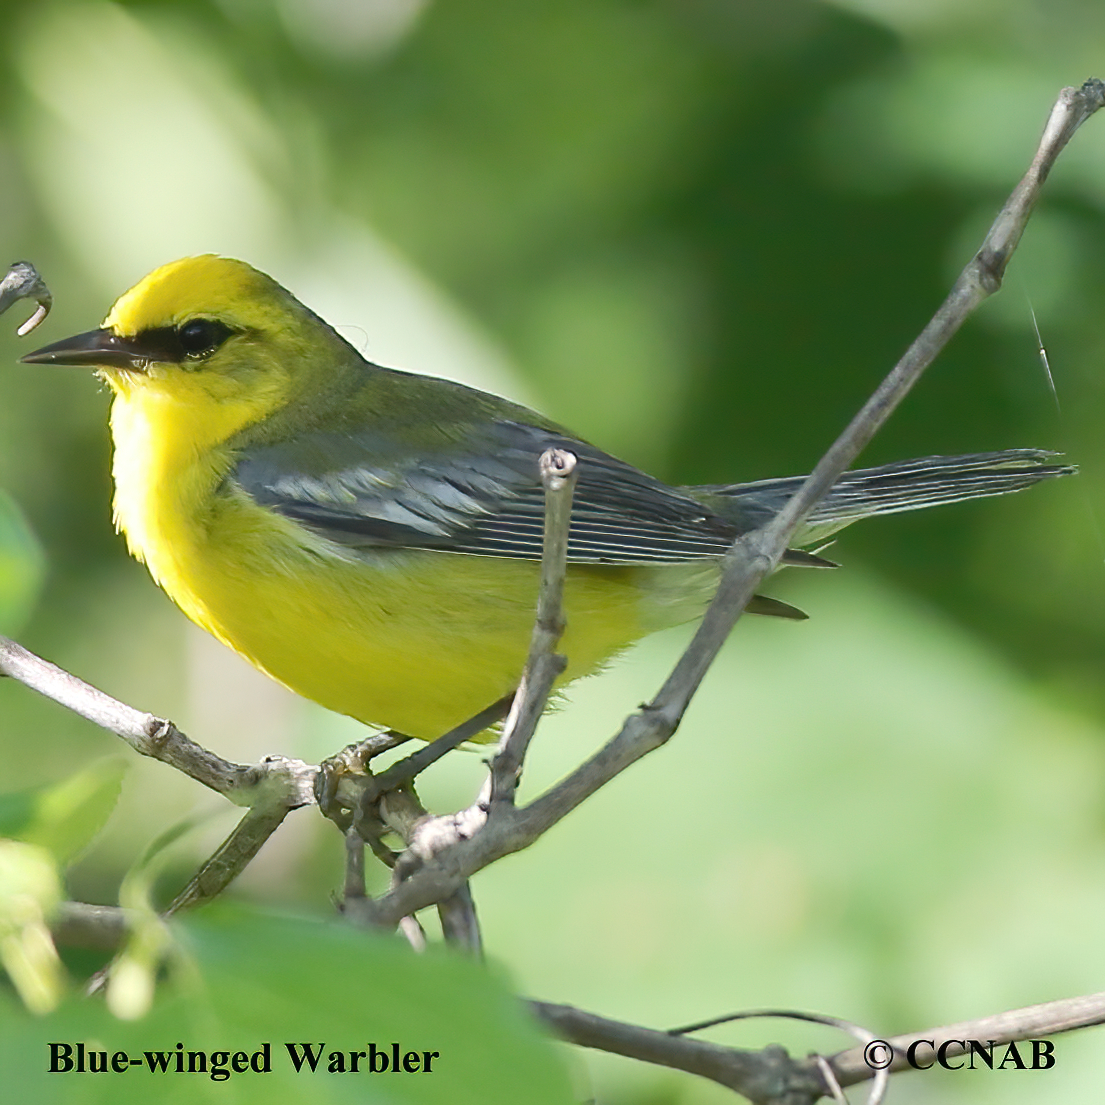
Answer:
xmin=130 ymin=319 xmax=236 ymax=364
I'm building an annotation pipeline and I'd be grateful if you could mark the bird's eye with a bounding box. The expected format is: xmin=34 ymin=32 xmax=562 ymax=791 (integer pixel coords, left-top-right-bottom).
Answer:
xmin=178 ymin=318 xmax=233 ymax=359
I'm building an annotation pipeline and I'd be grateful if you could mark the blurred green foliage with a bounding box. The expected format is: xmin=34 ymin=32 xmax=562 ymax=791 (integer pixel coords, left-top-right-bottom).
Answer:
xmin=0 ymin=489 xmax=44 ymax=633
xmin=1 ymin=1 xmax=1104 ymax=1101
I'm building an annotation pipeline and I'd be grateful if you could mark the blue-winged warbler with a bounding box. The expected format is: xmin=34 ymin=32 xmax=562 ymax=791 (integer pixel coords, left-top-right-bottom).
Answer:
xmin=22 ymin=256 xmax=1071 ymax=739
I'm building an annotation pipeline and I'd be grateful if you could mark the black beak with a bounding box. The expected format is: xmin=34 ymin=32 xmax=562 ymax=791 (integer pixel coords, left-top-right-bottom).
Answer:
xmin=21 ymin=329 xmax=149 ymax=371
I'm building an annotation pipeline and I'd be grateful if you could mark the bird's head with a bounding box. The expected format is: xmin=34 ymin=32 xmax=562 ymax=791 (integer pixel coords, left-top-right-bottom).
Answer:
xmin=21 ymin=255 xmax=358 ymax=438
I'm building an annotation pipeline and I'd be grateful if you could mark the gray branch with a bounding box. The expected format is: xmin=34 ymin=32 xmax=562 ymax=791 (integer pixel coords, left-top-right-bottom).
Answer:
xmin=163 ymin=802 xmax=297 ymax=915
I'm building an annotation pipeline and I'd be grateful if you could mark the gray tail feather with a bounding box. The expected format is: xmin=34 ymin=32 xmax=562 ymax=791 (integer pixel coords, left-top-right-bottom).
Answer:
xmin=699 ymin=449 xmax=1075 ymax=547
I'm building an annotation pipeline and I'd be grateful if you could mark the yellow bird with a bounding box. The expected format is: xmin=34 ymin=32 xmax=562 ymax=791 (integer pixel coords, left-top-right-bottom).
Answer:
xmin=22 ymin=256 xmax=1070 ymax=740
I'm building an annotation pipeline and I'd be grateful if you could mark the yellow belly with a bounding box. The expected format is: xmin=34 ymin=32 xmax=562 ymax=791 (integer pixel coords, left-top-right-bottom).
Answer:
xmin=167 ymin=524 xmax=648 ymax=739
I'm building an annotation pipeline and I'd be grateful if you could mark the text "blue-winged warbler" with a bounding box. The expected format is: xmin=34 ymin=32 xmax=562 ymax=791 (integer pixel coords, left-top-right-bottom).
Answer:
xmin=22 ymin=256 xmax=1071 ymax=739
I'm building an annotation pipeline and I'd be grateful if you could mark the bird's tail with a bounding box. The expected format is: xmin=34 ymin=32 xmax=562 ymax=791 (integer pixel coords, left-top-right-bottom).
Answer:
xmin=692 ymin=449 xmax=1075 ymax=548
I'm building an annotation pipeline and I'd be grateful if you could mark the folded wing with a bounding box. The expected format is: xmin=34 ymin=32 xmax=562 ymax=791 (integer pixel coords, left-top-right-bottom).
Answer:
xmin=232 ymin=419 xmax=744 ymax=565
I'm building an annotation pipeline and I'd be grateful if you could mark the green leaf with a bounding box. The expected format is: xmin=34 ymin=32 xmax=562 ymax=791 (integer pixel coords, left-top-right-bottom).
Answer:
xmin=7 ymin=760 xmax=127 ymax=866
xmin=0 ymin=490 xmax=44 ymax=636
xmin=0 ymin=903 xmax=575 ymax=1104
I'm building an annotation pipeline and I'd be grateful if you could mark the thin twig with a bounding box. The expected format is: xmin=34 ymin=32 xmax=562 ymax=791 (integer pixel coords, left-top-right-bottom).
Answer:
xmin=365 ymin=694 xmax=514 ymax=798
xmin=344 ymin=826 xmax=367 ymax=899
xmin=164 ymin=802 xmax=295 ymax=915
xmin=0 ymin=633 xmax=318 ymax=924
xmin=490 ymin=448 xmax=577 ymax=807
xmin=813 ymin=1057 xmax=850 ymax=1105
xmin=398 ymin=915 xmax=427 ymax=952
xmin=641 ymin=76 xmax=1105 ymax=735
xmin=535 ymin=990 xmax=1105 ymax=1104
xmin=668 ymin=1008 xmax=890 ymax=1105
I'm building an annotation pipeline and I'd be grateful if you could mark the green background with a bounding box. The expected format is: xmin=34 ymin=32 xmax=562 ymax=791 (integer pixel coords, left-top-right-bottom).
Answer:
xmin=1 ymin=1 xmax=1105 ymax=1101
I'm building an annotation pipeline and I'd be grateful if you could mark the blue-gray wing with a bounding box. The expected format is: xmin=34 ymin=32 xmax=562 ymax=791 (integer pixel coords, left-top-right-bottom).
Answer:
xmin=231 ymin=420 xmax=740 ymax=565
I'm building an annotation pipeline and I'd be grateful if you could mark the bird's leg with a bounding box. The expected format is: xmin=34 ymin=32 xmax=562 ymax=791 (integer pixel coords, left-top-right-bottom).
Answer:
xmin=314 ymin=729 xmax=412 ymax=828
xmin=361 ymin=693 xmax=515 ymax=802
